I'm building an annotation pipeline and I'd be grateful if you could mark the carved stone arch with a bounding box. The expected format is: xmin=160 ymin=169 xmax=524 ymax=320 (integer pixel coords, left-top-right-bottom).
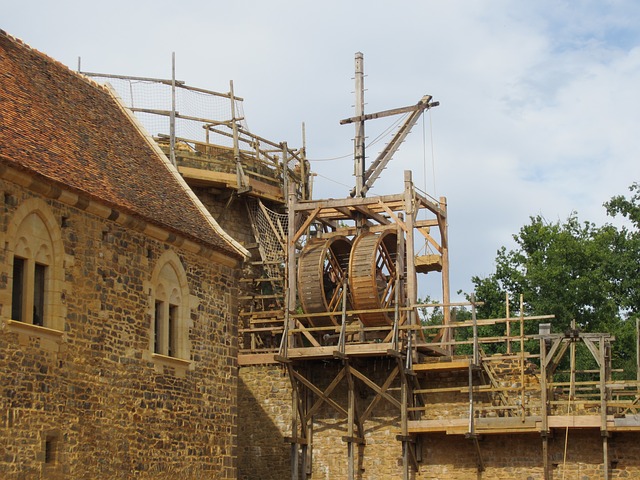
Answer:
xmin=5 ymin=198 xmax=64 ymax=330
xmin=149 ymin=249 xmax=191 ymax=360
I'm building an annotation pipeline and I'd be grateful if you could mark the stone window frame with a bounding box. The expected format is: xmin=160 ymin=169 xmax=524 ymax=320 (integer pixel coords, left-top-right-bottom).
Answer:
xmin=3 ymin=198 xmax=65 ymax=341
xmin=148 ymin=250 xmax=192 ymax=371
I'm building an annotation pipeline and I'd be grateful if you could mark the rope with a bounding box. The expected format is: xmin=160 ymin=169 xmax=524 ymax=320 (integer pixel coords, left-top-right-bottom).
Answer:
xmin=308 ymin=113 xmax=407 ymax=163
xmin=247 ymin=199 xmax=288 ymax=279
xmin=422 ymin=110 xmax=437 ymax=198
xmin=368 ymin=113 xmax=407 ymax=148
xmin=422 ymin=114 xmax=428 ymax=197
xmin=307 ymin=152 xmax=352 ymax=162
xmin=419 ymin=110 xmax=438 ymax=256
xmin=314 ymin=172 xmax=353 ymax=189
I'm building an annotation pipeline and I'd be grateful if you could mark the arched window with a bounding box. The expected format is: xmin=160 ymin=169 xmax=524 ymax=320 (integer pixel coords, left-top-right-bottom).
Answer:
xmin=6 ymin=199 xmax=64 ymax=330
xmin=150 ymin=251 xmax=190 ymax=360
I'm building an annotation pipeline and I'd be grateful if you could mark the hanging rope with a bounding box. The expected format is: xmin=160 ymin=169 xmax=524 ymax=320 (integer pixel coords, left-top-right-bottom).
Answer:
xmin=422 ymin=109 xmax=437 ymax=198
xmin=308 ymin=152 xmax=352 ymax=162
xmin=314 ymin=172 xmax=353 ymax=189
xmin=418 ymin=109 xmax=439 ymax=257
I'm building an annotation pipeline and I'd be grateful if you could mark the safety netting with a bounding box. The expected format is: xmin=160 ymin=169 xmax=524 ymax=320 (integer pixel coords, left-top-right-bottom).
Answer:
xmin=89 ymin=74 xmax=248 ymax=148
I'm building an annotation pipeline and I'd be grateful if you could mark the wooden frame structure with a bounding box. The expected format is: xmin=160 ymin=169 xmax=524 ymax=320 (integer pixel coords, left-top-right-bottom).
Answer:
xmin=85 ymin=61 xmax=640 ymax=480
xmin=83 ymin=70 xmax=310 ymax=204
xmin=241 ymin=284 xmax=640 ymax=480
xmin=259 ymin=170 xmax=451 ymax=480
xmin=408 ymin=316 xmax=640 ymax=480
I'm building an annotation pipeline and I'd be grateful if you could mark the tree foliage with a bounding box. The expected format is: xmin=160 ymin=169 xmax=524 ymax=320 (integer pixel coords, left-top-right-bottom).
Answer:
xmin=470 ymin=183 xmax=640 ymax=376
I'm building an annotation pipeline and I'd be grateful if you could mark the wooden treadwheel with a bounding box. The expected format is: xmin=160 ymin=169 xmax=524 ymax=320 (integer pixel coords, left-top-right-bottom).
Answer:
xmin=348 ymin=231 xmax=399 ymax=327
xmin=297 ymin=236 xmax=352 ymax=327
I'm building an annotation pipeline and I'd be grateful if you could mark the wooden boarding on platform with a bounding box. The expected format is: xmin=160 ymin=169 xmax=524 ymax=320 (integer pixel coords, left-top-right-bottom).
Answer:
xmin=408 ymin=414 xmax=640 ymax=436
xmin=413 ymin=357 xmax=470 ymax=372
xmin=179 ymin=166 xmax=284 ymax=202
xmin=285 ymin=342 xmax=396 ymax=360
xmin=238 ymin=353 xmax=278 ymax=365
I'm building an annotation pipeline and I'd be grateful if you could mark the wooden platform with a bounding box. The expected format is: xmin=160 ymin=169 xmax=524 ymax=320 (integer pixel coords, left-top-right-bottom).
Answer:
xmin=285 ymin=342 xmax=398 ymax=361
xmin=179 ymin=166 xmax=284 ymax=202
xmin=413 ymin=357 xmax=470 ymax=371
xmin=238 ymin=340 xmax=453 ymax=365
xmin=408 ymin=414 xmax=640 ymax=435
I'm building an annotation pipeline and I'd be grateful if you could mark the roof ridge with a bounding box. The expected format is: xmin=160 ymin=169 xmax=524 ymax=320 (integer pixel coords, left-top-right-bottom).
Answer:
xmin=0 ymin=29 xmax=113 ymax=97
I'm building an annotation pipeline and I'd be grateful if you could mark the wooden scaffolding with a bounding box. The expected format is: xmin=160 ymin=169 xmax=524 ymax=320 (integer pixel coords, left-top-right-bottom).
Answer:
xmin=86 ymin=61 xmax=640 ymax=480
xmin=255 ymin=169 xmax=449 ymax=480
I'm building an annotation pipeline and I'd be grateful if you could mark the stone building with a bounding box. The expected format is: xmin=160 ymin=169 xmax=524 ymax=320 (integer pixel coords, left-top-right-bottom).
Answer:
xmin=0 ymin=30 xmax=248 ymax=479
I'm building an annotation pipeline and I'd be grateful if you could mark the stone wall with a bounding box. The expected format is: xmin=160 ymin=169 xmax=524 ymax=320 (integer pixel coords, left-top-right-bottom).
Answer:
xmin=238 ymin=365 xmax=292 ymax=480
xmin=193 ymin=189 xmax=288 ymax=352
xmin=192 ymin=188 xmax=256 ymax=247
xmin=0 ymin=180 xmax=240 ymax=479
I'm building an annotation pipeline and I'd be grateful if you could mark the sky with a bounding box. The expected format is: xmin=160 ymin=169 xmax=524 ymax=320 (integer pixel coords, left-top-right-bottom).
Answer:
xmin=4 ymin=1 xmax=640 ymax=301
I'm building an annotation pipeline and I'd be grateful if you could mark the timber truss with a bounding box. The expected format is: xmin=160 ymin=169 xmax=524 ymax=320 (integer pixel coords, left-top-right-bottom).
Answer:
xmin=277 ymin=349 xmax=424 ymax=479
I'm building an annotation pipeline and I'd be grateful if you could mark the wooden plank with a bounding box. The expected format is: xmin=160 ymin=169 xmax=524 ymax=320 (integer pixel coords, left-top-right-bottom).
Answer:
xmin=408 ymin=418 xmax=467 ymax=433
xmin=239 ymin=326 xmax=284 ymax=333
xmin=413 ymin=358 xmax=470 ymax=371
xmin=238 ymin=353 xmax=278 ymax=365
xmin=293 ymin=194 xmax=405 ymax=213
xmin=476 ymin=417 xmax=541 ymax=430
xmin=546 ymin=415 xmax=605 ymax=428
xmin=286 ymin=342 xmax=395 ymax=360
xmin=410 ymin=416 xmax=615 ymax=435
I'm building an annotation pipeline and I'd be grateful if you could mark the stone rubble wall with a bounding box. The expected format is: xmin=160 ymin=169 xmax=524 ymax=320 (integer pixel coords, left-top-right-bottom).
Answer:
xmin=238 ymin=365 xmax=292 ymax=480
xmin=0 ymin=181 xmax=240 ymax=479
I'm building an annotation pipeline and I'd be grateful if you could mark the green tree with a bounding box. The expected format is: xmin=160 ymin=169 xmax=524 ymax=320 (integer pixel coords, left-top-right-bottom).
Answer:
xmin=470 ymin=184 xmax=640 ymax=376
xmin=417 ymin=295 xmax=472 ymax=346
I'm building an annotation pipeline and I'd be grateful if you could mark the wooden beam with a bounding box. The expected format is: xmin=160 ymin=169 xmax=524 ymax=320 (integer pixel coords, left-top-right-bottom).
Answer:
xmin=295 ymin=319 xmax=322 ymax=348
xmin=361 ymin=366 xmax=400 ymax=422
xmin=305 ymin=367 xmax=347 ymax=421
xmin=353 ymin=204 xmax=391 ymax=225
xmin=293 ymin=194 xmax=405 ymax=212
xmin=377 ymin=200 xmax=408 ymax=233
xmin=339 ymin=96 xmax=434 ymax=125
xmin=341 ymin=435 xmax=366 ymax=444
xmin=238 ymin=353 xmax=278 ymax=365
xmin=350 ymin=366 xmax=401 ymax=409
xmin=291 ymin=369 xmax=348 ymax=417
xmin=415 ymin=191 xmax=447 ymax=218
xmin=293 ymin=206 xmax=321 ymax=244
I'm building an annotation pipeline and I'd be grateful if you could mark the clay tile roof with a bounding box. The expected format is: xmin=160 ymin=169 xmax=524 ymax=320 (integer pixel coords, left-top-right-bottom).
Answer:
xmin=0 ymin=30 xmax=247 ymax=261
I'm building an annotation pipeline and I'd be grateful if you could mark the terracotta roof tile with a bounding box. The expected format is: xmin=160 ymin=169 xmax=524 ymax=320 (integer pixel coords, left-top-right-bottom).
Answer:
xmin=0 ymin=31 xmax=245 ymax=260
